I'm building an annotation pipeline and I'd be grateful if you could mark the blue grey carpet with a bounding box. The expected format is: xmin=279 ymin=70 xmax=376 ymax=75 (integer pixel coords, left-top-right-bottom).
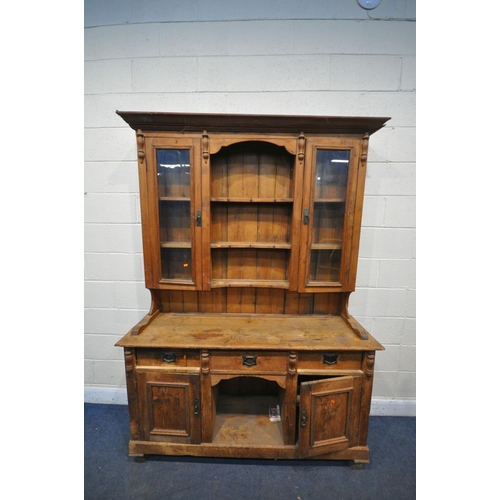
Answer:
xmin=84 ymin=403 xmax=415 ymax=500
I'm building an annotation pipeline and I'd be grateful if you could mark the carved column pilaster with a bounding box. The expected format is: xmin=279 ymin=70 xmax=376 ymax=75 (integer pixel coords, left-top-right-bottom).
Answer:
xmin=123 ymin=349 xmax=141 ymax=440
xmin=358 ymin=351 xmax=376 ymax=447
xmin=136 ymin=129 xmax=145 ymax=165
xmin=288 ymin=351 xmax=297 ymax=376
xmin=360 ymin=133 xmax=369 ymax=164
xmin=297 ymin=133 xmax=305 ymax=164
xmin=365 ymin=352 xmax=375 ymax=379
xmin=201 ymin=350 xmax=210 ymax=377
xmin=124 ymin=349 xmax=134 ymax=373
xmin=202 ymin=130 xmax=209 ymax=163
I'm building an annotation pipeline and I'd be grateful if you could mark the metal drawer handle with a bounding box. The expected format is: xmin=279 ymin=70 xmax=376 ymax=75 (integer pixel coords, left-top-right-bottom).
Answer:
xmin=301 ymin=409 xmax=307 ymax=427
xmin=242 ymin=355 xmax=257 ymax=367
xmin=322 ymin=354 xmax=339 ymax=365
xmin=162 ymin=352 xmax=177 ymax=363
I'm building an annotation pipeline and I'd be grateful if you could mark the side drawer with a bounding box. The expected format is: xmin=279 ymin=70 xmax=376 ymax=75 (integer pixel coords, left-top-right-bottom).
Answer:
xmin=136 ymin=349 xmax=200 ymax=368
xmin=210 ymin=351 xmax=287 ymax=373
xmin=298 ymin=352 xmax=363 ymax=372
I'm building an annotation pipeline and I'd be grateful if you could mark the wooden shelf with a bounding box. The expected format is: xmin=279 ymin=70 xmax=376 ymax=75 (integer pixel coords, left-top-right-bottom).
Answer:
xmin=311 ymin=243 xmax=342 ymax=250
xmin=160 ymin=197 xmax=190 ymax=201
xmin=212 ymin=395 xmax=284 ymax=447
xmin=211 ymin=279 xmax=290 ymax=289
xmin=211 ymin=242 xmax=291 ymax=249
xmin=314 ymin=198 xmax=345 ymax=203
xmin=160 ymin=242 xmax=192 ymax=248
xmin=211 ymin=197 xmax=293 ymax=203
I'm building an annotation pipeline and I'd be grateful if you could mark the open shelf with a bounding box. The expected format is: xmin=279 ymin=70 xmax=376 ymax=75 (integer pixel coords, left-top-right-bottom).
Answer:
xmin=211 ymin=279 xmax=289 ymax=289
xmin=211 ymin=242 xmax=291 ymax=249
xmin=212 ymin=248 xmax=289 ymax=282
xmin=211 ymin=197 xmax=293 ymax=203
xmin=212 ymin=395 xmax=284 ymax=447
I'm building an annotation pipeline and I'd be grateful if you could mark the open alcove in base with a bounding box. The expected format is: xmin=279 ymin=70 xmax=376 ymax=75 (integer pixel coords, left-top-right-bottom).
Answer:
xmin=211 ymin=377 xmax=285 ymax=447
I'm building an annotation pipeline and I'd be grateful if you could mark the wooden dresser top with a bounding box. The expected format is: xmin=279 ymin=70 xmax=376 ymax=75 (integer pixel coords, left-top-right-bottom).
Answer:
xmin=116 ymin=313 xmax=384 ymax=351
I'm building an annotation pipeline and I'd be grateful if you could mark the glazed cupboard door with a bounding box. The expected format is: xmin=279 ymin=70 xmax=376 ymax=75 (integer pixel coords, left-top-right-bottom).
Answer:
xmin=142 ymin=136 xmax=202 ymax=289
xmin=137 ymin=371 xmax=202 ymax=444
xmin=298 ymin=138 xmax=362 ymax=292
xmin=298 ymin=375 xmax=362 ymax=458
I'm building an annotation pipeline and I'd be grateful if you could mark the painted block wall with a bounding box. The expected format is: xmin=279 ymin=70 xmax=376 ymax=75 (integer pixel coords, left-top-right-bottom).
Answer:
xmin=84 ymin=0 xmax=416 ymax=415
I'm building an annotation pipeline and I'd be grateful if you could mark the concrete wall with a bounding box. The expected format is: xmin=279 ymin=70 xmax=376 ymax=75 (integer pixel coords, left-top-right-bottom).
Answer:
xmin=84 ymin=0 xmax=416 ymax=415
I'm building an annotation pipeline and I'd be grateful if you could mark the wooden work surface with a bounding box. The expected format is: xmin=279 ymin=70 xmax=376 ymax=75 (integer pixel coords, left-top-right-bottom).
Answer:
xmin=116 ymin=313 xmax=384 ymax=351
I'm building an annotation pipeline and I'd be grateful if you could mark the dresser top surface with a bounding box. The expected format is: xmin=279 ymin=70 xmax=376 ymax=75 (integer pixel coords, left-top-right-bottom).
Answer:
xmin=116 ymin=313 xmax=384 ymax=351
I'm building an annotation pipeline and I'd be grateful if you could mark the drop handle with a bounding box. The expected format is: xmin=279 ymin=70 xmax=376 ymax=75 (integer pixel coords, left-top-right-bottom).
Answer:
xmin=162 ymin=352 xmax=177 ymax=363
xmin=242 ymin=356 xmax=257 ymax=366
xmin=322 ymin=354 xmax=339 ymax=365
xmin=194 ymin=398 xmax=199 ymax=415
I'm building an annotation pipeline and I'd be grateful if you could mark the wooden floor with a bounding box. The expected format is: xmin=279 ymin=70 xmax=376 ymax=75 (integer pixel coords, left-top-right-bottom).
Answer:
xmin=212 ymin=395 xmax=284 ymax=446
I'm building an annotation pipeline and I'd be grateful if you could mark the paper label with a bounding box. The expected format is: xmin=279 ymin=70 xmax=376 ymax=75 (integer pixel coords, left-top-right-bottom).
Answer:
xmin=269 ymin=404 xmax=281 ymax=422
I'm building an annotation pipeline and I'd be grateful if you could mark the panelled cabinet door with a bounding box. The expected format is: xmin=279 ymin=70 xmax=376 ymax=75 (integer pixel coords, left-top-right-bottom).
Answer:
xmin=143 ymin=136 xmax=203 ymax=289
xmin=298 ymin=139 xmax=362 ymax=292
xmin=298 ymin=375 xmax=362 ymax=458
xmin=137 ymin=371 xmax=202 ymax=444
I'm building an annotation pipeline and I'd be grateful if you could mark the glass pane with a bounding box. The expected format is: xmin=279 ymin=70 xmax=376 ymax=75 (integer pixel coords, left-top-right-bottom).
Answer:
xmin=159 ymin=201 xmax=191 ymax=244
xmin=315 ymin=150 xmax=349 ymax=201
xmin=310 ymin=249 xmax=341 ymax=282
xmin=312 ymin=202 xmax=345 ymax=246
xmin=309 ymin=150 xmax=349 ymax=283
xmin=157 ymin=149 xmax=191 ymax=198
xmin=156 ymin=149 xmax=192 ymax=281
xmin=161 ymin=248 xmax=192 ymax=280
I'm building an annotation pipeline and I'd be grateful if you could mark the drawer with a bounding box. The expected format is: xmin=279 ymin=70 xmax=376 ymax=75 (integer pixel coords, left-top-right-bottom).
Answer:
xmin=136 ymin=349 xmax=200 ymax=368
xmin=210 ymin=351 xmax=287 ymax=372
xmin=298 ymin=352 xmax=363 ymax=371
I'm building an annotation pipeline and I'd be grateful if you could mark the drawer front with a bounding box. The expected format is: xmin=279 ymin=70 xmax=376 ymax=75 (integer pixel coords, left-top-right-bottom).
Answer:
xmin=298 ymin=352 xmax=363 ymax=371
xmin=210 ymin=351 xmax=287 ymax=372
xmin=136 ymin=349 xmax=200 ymax=368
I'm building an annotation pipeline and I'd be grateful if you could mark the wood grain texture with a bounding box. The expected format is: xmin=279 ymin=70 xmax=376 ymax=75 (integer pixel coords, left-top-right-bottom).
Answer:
xmin=115 ymin=112 xmax=389 ymax=463
xmin=117 ymin=111 xmax=390 ymax=136
xmin=116 ymin=313 xmax=384 ymax=351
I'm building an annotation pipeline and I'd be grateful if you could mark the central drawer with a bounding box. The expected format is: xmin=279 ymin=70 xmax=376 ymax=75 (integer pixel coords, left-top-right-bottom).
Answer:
xmin=210 ymin=351 xmax=287 ymax=373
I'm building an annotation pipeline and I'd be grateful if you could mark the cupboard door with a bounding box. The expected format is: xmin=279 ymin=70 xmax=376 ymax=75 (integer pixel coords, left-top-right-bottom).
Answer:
xmin=298 ymin=139 xmax=361 ymax=292
xmin=298 ymin=375 xmax=361 ymax=458
xmin=137 ymin=371 xmax=201 ymax=444
xmin=144 ymin=137 xmax=202 ymax=289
